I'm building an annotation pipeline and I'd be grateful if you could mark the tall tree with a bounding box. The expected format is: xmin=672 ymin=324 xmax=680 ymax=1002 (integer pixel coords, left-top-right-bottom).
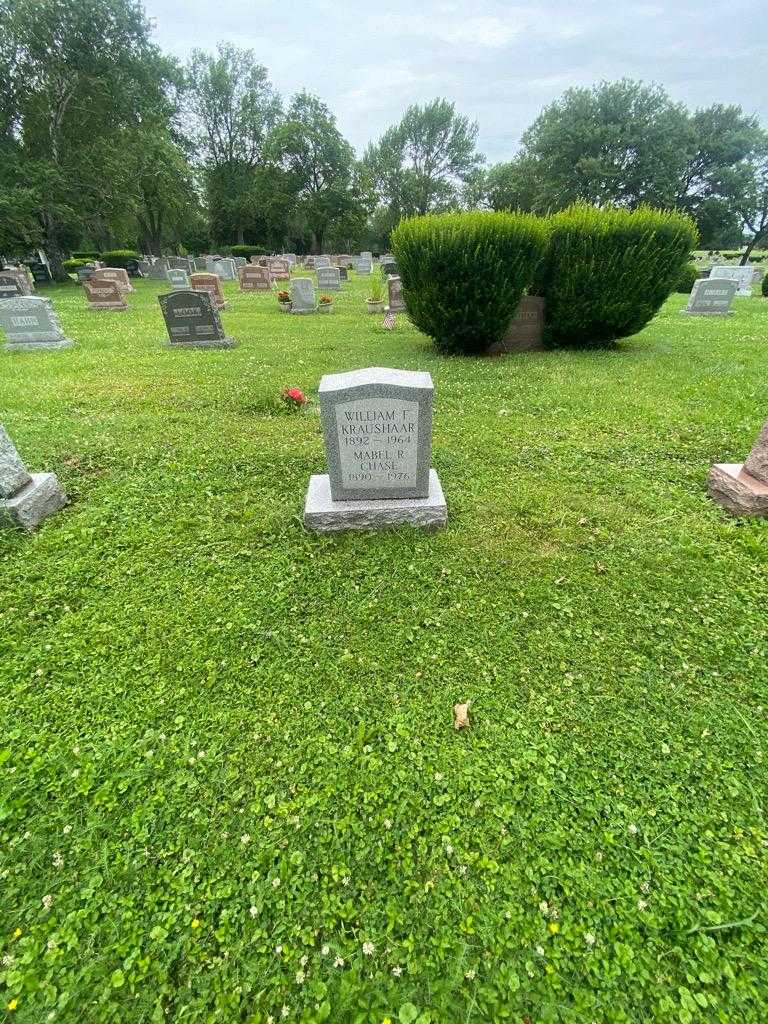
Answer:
xmin=519 ymin=80 xmax=690 ymax=210
xmin=717 ymin=135 xmax=768 ymax=263
xmin=185 ymin=44 xmax=281 ymax=244
xmin=364 ymin=99 xmax=482 ymax=238
xmin=1 ymin=0 xmax=178 ymax=277
xmin=267 ymin=92 xmax=368 ymax=253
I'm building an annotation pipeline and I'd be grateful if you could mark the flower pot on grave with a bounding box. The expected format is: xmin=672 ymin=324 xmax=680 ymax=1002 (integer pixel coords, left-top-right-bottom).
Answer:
xmin=319 ymin=303 xmax=333 ymax=314
xmin=366 ymin=300 xmax=385 ymax=314
xmin=279 ymin=301 xmax=291 ymax=312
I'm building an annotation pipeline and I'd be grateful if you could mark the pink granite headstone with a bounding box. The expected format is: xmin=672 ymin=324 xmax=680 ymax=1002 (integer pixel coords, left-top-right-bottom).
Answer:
xmin=708 ymin=421 xmax=768 ymax=516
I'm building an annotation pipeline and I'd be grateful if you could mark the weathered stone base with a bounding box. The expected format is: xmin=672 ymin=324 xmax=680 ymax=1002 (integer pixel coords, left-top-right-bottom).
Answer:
xmin=0 ymin=473 xmax=67 ymax=529
xmin=681 ymin=310 xmax=734 ymax=317
xmin=168 ymin=337 xmax=236 ymax=349
xmin=707 ymin=463 xmax=768 ymax=516
xmin=304 ymin=469 xmax=447 ymax=533
xmin=290 ymin=308 xmax=317 ymax=315
xmin=4 ymin=339 xmax=74 ymax=351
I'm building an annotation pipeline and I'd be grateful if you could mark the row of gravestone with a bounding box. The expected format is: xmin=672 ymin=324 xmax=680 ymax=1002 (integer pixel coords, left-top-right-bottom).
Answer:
xmin=7 ymin=354 xmax=767 ymax=534
xmin=684 ymin=265 xmax=763 ymax=316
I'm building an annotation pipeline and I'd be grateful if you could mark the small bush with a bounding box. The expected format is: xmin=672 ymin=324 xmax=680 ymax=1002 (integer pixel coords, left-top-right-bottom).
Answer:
xmin=231 ymin=245 xmax=267 ymax=259
xmin=101 ymin=249 xmax=141 ymax=268
xmin=71 ymin=250 xmax=101 ymax=261
xmin=762 ymin=274 xmax=768 ymax=298
xmin=63 ymin=258 xmax=93 ymax=273
xmin=536 ymin=204 xmax=697 ymax=348
xmin=675 ymin=262 xmax=698 ymax=294
xmin=391 ymin=211 xmax=548 ymax=355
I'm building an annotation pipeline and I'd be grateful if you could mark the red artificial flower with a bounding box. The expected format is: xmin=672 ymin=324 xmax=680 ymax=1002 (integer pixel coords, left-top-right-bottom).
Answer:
xmin=282 ymin=387 xmax=308 ymax=405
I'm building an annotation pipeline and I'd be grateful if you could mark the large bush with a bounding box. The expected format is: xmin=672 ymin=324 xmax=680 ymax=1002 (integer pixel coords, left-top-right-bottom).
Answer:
xmin=100 ymin=249 xmax=141 ymax=268
xmin=536 ymin=205 xmax=697 ymax=348
xmin=675 ymin=261 xmax=698 ymax=293
xmin=71 ymin=250 xmax=101 ymax=261
xmin=230 ymin=244 xmax=267 ymax=259
xmin=391 ymin=211 xmax=548 ymax=355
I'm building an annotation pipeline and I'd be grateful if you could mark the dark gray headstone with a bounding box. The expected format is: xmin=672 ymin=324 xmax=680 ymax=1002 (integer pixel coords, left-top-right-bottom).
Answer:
xmin=158 ymin=290 xmax=235 ymax=348
xmin=0 ymin=276 xmax=22 ymax=300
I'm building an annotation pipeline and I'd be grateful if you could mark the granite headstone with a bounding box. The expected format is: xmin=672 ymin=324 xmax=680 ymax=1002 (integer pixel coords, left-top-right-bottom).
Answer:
xmin=0 ymin=297 xmax=74 ymax=350
xmin=0 ymin=424 xmax=66 ymax=529
xmin=158 ymin=290 xmax=235 ymax=348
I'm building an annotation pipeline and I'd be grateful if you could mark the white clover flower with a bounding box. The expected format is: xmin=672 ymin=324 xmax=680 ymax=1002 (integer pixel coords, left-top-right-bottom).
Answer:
xmin=362 ymin=941 xmax=375 ymax=956
xmin=249 ymin=906 xmax=258 ymax=918
xmin=584 ymin=932 xmax=596 ymax=947
xmin=628 ymin=824 xmax=638 ymax=835
xmin=275 ymin=945 xmax=282 ymax=955
xmin=300 ymin=955 xmax=308 ymax=966
xmin=47 ymin=938 xmax=57 ymax=951
xmin=42 ymin=894 xmax=53 ymax=911
xmin=341 ymin=876 xmax=350 ymax=886
xmin=53 ymin=852 xmax=63 ymax=869
xmin=62 ymin=825 xmax=72 ymax=835
xmin=240 ymin=834 xmax=251 ymax=845
xmin=539 ymin=900 xmax=549 ymax=914
xmin=281 ymin=1006 xmax=289 ymax=1019
xmin=392 ymin=965 xmax=403 ymax=976
xmin=333 ymin=956 xmax=344 ymax=968
xmin=445 ymin=844 xmax=454 ymax=856
xmin=295 ymin=970 xmax=305 ymax=984
xmin=271 ymin=877 xmax=281 ymax=888
xmin=637 ymin=899 xmax=648 ymax=912
xmin=2 ymin=955 xmax=14 ymax=967
xmin=535 ymin=945 xmax=545 ymax=956
xmin=464 ymin=968 xmax=476 ymax=980
xmin=383 ymin=819 xmax=392 ymax=830
xmin=320 ymin=945 xmax=329 ymax=956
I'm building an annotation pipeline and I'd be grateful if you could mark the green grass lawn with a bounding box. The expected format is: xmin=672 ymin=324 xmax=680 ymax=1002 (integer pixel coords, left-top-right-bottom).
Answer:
xmin=1 ymin=273 xmax=767 ymax=1023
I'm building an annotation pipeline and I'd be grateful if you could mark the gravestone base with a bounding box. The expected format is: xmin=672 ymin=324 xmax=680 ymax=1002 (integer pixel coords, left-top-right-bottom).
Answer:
xmin=707 ymin=463 xmax=768 ymax=516
xmin=680 ymin=309 xmax=734 ymax=317
xmin=167 ymin=337 xmax=236 ymax=350
xmin=290 ymin=307 xmax=316 ymax=315
xmin=304 ymin=469 xmax=447 ymax=533
xmin=4 ymin=337 xmax=74 ymax=351
xmin=1 ymin=473 xmax=67 ymax=530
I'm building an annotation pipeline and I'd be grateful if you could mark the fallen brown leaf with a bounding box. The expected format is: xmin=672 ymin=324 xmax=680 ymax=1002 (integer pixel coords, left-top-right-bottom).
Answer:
xmin=453 ymin=701 xmax=471 ymax=730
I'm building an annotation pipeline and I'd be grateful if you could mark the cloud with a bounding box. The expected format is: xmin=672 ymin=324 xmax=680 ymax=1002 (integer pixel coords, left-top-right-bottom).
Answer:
xmin=143 ymin=0 xmax=767 ymax=162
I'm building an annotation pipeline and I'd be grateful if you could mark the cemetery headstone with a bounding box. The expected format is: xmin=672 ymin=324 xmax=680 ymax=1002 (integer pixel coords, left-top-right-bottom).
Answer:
xmin=93 ymin=267 xmax=133 ymax=294
xmin=84 ymin=278 xmax=127 ymax=311
xmin=29 ymin=261 xmax=52 ymax=284
xmin=269 ymin=258 xmax=291 ymax=281
xmin=125 ymin=258 xmax=143 ymax=278
xmin=315 ymin=255 xmax=331 ymax=270
xmin=0 ymin=296 xmax=74 ymax=350
xmin=137 ymin=260 xmax=152 ymax=277
xmin=354 ymin=256 xmax=372 ymax=275
xmin=232 ymin=256 xmax=247 ymax=269
xmin=339 ymin=267 xmax=349 ymax=282
xmin=190 ymin=272 xmax=228 ymax=310
xmin=192 ymin=258 xmax=207 ymax=272
xmin=0 ymin=276 xmax=22 ymax=300
xmin=239 ymin=265 xmax=272 ymax=292
xmin=361 ymin=251 xmax=373 ymax=261
xmin=304 ymin=367 xmax=447 ymax=532
xmin=385 ymin=276 xmax=406 ymax=314
xmin=487 ymin=295 xmax=546 ymax=353
xmin=0 ymin=424 xmax=67 ymax=529
xmin=709 ymin=265 xmax=754 ymax=296
xmin=682 ymin=278 xmax=737 ymax=316
xmin=167 ymin=257 xmax=191 ymax=272
xmin=290 ymin=278 xmax=316 ymax=314
xmin=167 ymin=268 xmax=191 ymax=290
xmin=212 ymin=258 xmax=237 ymax=282
xmin=158 ymin=290 xmax=235 ymax=349
xmin=3 ymin=267 xmax=33 ymax=296
xmin=708 ymin=420 xmax=768 ymax=516
xmin=316 ymin=266 xmax=341 ymax=291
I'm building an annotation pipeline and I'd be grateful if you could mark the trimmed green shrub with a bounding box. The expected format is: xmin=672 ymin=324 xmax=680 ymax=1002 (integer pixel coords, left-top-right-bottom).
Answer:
xmin=231 ymin=244 xmax=267 ymax=259
xmin=391 ymin=211 xmax=549 ymax=355
xmin=71 ymin=250 xmax=101 ymax=261
xmin=675 ymin=261 xmax=698 ymax=294
xmin=536 ymin=204 xmax=698 ymax=348
xmin=762 ymin=274 xmax=768 ymax=298
xmin=100 ymin=249 xmax=141 ymax=268
xmin=63 ymin=258 xmax=93 ymax=273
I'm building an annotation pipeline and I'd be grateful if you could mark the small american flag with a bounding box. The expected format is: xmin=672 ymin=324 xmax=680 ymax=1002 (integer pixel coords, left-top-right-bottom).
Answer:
xmin=382 ymin=311 xmax=396 ymax=330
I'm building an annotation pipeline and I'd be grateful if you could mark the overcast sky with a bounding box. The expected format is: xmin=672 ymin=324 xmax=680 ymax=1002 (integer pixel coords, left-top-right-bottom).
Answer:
xmin=143 ymin=0 xmax=767 ymax=163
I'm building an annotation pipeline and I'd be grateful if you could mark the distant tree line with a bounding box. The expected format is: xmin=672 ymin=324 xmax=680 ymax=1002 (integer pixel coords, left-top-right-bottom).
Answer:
xmin=1 ymin=0 xmax=766 ymax=279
